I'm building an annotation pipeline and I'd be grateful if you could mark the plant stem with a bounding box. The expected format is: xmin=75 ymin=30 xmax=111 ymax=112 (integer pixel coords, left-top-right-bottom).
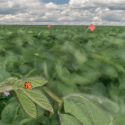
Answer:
xmin=41 ymin=86 xmax=62 ymax=108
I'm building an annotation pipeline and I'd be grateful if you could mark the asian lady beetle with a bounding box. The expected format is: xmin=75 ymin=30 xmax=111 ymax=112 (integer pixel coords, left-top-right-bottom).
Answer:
xmin=24 ymin=82 xmax=32 ymax=89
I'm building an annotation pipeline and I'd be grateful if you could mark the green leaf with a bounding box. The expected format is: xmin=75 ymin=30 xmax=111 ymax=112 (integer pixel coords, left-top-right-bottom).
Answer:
xmin=1 ymin=101 xmax=19 ymax=124
xmin=0 ymin=77 xmax=18 ymax=86
xmin=0 ymin=65 xmax=11 ymax=82
xmin=108 ymin=83 xmax=120 ymax=103
xmin=13 ymin=77 xmax=48 ymax=89
xmin=22 ymin=88 xmax=54 ymax=113
xmin=11 ymin=73 xmax=22 ymax=79
xmin=58 ymin=112 xmax=82 ymax=125
xmin=22 ymin=47 xmax=36 ymax=62
xmin=91 ymin=82 xmax=108 ymax=97
xmin=74 ymin=50 xmax=88 ymax=63
xmin=50 ymin=112 xmax=60 ymax=125
xmin=18 ymin=106 xmax=30 ymax=119
xmin=118 ymin=73 xmax=125 ymax=90
xmin=0 ymin=85 xmax=13 ymax=94
xmin=39 ymin=115 xmax=52 ymax=125
xmin=18 ymin=118 xmax=33 ymax=125
xmin=14 ymin=89 xmax=37 ymax=119
xmin=42 ymin=30 xmax=50 ymax=38
xmin=101 ymin=65 xmax=118 ymax=78
xmin=113 ymin=114 xmax=125 ymax=125
xmin=12 ymin=116 xmax=31 ymax=125
xmin=36 ymin=104 xmax=45 ymax=117
xmin=7 ymin=97 xmax=17 ymax=103
xmin=25 ymin=68 xmax=40 ymax=78
xmin=19 ymin=64 xmax=32 ymax=74
xmin=43 ymin=61 xmax=50 ymax=80
xmin=0 ymin=77 xmax=18 ymax=93
xmin=69 ymin=73 xmax=90 ymax=85
xmin=55 ymin=62 xmax=70 ymax=80
xmin=0 ymin=120 xmax=10 ymax=125
xmin=63 ymin=93 xmax=113 ymax=125
xmin=113 ymin=63 xmax=125 ymax=73
xmin=47 ymin=80 xmax=80 ymax=97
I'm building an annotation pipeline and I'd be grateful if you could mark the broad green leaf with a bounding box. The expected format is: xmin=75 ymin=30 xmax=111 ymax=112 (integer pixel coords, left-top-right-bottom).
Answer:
xmin=25 ymin=112 xmax=52 ymax=125
xmin=91 ymin=82 xmax=108 ymax=97
xmin=38 ymin=115 xmax=52 ymax=125
xmin=74 ymin=50 xmax=88 ymax=63
xmin=13 ymin=77 xmax=48 ymax=89
xmin=0 ymin=77 xmax=18 ymax=86
xmin=113 ymin=63 xmax=125 ymax=73
xmin=101 ymin=65 xmax=118 ymax=78
xmin=41 ymin=86 xmax=62 ymax=104
xmin=108 ymin=83 xmax=120 ymax=103
xmin=12 ymin=116 xmax=31 ymax=125
xmin=14 ymin=89 xmax=37 ymax=119
xmin=58 ymin=112 xmax=82 ymax=125
xmin=112 ymin=38 xmax=125 ymax=46
xmin=18 ymin=106 xmax=30 ymax=119
xmin=36 ymin=105 xmax=45 ymax=117
xmin=19 ymin=64 xmax=32 ymax=74
xmin=5 ymin=51 xmax=19 ymax=63
xmin=43 ymin=61 xmax=50 ymax=80
xmin=7 ymin=97 xmax=17 ymax=103
xmin=42 ymin=30 xmax=50 ymax=38
xmin=55 ymin=61 xmax=70 ymax=80
xmin=50 ymin=112 xmax=60 ymax=125
xmin=0 ymin=65 xmax=11 ymax=82
xmin=0 ymin=77 xmax=18 ymax=93
xmin=0 ymin=85 xmax=13 ymax=94
xmin=18 ymin=118 xmax=33 ymax=125
xmin=1 ymin=101 xmax=19 ymax=124
xmin=47 ymin=80 xmax=80 ymax=98
xmin=81 ymin=94 xmax=120 ymax=116
xmin=113 ymin=114 xmax=125 ymax=125
xmin=118 ymin=73 xmax=125 ymax=90
xmin=0 ymin=120 xmax=9 ymax=125
xmin=22 ymin=88 xmax=54 ymax=113
xmin=69 ymin=73 xmax=90 ymax=85
xmin=63 ymin=94 xmax=113 ymax=125
xmin=22 ymin=47 xmax=36 ymax=62
xmin=25 ymin=68 xmax=40 ymax=78
xmin=11 ymin=73 xmax=22 ymax=79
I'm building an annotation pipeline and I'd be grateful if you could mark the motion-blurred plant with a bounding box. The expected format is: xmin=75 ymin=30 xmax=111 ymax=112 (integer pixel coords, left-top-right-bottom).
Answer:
xmin=0 ymin=25 xmax=125 ymax=125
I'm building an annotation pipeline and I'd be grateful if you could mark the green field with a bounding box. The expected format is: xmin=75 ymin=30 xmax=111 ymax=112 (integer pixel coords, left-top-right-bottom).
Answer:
xmin=0 ymin=25 xmax=125 ymax=125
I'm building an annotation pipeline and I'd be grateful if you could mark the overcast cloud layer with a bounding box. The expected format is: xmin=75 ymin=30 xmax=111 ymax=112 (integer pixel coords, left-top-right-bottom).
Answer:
xmin=0 ymin=0 xmax=125 ymax=25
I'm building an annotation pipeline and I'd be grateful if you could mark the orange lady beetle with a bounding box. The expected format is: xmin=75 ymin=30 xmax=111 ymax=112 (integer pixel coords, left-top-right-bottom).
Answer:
xmin=24 ymin=82 xmax=32 ymax=89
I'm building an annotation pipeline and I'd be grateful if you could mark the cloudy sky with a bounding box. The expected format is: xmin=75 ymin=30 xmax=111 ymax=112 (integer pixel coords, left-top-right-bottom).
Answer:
xmin=0 ymin=0 xmax=125 ymax=25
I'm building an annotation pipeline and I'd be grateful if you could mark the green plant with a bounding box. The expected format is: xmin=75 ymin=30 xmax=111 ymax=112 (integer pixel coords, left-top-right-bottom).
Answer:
xmin=0 ymin=77 xmax=120 ymax=125
xmin=0 ymin=25 xmax=125 ymax=125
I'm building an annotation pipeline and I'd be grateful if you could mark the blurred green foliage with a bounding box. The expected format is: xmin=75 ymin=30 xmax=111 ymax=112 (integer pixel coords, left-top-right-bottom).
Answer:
xmin=0 ymin=25 xmax=125 ymax=124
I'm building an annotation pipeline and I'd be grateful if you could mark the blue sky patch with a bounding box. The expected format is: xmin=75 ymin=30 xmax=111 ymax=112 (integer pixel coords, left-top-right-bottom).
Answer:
xmin=41 ymin=0 xmax=69 ymax=5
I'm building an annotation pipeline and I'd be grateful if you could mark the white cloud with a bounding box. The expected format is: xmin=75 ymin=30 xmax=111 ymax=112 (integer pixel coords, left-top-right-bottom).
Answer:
xmin=0 ymin=0 xmax=125 ymax=25
xmin=69 ymin=0 xmax=125 ymax=10
xmin=95 ymin=7 xmax=101 ymax=12
xmin=93 ymin=16 xmax=102 ymax=22
xmin=45 ymin=2 xmax=59 ymax=9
